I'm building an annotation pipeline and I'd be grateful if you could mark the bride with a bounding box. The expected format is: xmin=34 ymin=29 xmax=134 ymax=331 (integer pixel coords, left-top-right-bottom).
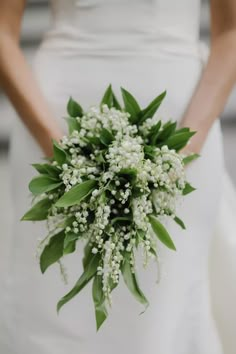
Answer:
xmin=0 ymin=0 xmax=235 ymax=353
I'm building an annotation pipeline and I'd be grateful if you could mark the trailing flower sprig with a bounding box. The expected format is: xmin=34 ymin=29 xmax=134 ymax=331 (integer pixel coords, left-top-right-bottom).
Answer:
xmin=21 ymin=84 xmax=198 ymax=330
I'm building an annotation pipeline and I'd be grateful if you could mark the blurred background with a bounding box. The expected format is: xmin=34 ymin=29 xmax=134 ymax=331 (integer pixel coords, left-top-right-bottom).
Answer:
xmin=0 ymin=0 xmax=235 ymax=272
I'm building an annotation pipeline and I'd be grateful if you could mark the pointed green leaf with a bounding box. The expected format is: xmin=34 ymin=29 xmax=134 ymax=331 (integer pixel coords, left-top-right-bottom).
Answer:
xmin=118 ymin=168 xmax=137 ymax=184
xmin=121 ymin=251 xmax=149 ymax=306
xmin=52 ymin=139 xmax=67 ymax=165
xmin=155 ymin=121 xmax=177 ymax=143
xmin=148 ymin=121 xmax=162 ymax=144
xmin=112 ymin=92 xmax=122 ymax=110
xmin=149 ymin=215 xmax=176 ymax=251
xmin=111 ymin=216 xmax=132 ymax=225
xmin=182 ymin=153 xmax=200 ymax=165
xmin=21 ymin=198 xmax=53 ymax=221
xmin=67 ymin=97 xmax=83 ymax=118
xmin=100 ymin=128 xmax=114 ymax=146
xmin=121 ymin=87 xmax=141 ymax=123
xmin=92 ymin=274 xmax=108 ymax=331
xmin=82 ymin=241 xmax=93 ymax=270
xmin=29 ymin=175 xmax=63 ymax=195
xmin=55 ymin=179 xmax=97 ymax=207
xmin=101 ymin=84 xmax=122 ymax=110
xmin=40 ymin=230 xmax=66 ymax=273
xmin=57 ymin=253 xmax=100 ymax=312
xmin=144 ymin=145 xmax=156 ymax=160
xmin=174 ymin=216 xmax=186 ymax=230
xmin=140 ymin=91 xmax=166 ymax=124
xmin=86 ymin=136 xmax=101 ymax=145
xmin=31 ymin=163 xmax=60 ymax=178
xmin=182 ymin=182 xmax=196 ymax=195
xmin=63 ymin=232 xmax=80 ymax=255
xmin=163 ymin=131 xmax=196 ymax=151
xmin=101 ymin=84 xmax=113 ymax=108
xmin=64 ymin=117 xmax=81 ymax=134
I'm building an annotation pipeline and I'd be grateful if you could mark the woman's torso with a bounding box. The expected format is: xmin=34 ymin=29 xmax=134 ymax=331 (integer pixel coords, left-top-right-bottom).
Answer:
xmin=32 ymin=0 xmax=205 ymax=132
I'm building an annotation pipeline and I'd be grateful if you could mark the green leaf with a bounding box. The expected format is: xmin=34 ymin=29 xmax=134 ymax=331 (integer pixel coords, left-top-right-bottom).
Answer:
xmin=111 ymin=216 xmax=132 ymax=225
xmin=155 ymin=121 xmax=177 ymax=143
xmin=86 ymin=136 xmax=101 ymax=145
xmin=31 ymin=163 xmax=60 ymax=178
xmin=182 ymin=153 xmax=200 ymax=165
xmin=163 ymin=131 xmax=196 ymax=151
xmin=121 ymin=87 xmax=141 ymax=124
xmin=64 ymin=117 xmax=81 ymax=135
xmin=144 ymin=145 xmax=156 ymax=160
xmin=100 ymin=128 xmax=114 ymax=146
xmin=118 ymin=168 xmax=137 ymax=184
xmin=92 ymin=274 xmax=108 ymax=331
xmin=112 ymin=92 xmax=122 ymax=110
xmin=21 ymin=198 xmax=53 ymax=221
xmin=149 ymin=215 xmax=176 ymax=251
xmin=82 ymin=241 xmax=93 ymax=270
xmin=101 ymin=84 xmax=122 ymax=110
xmin=29 ymin=175 xmax=63 ymax=195
xmin=182 ymin=182 xmax=196 ymax=195
xmin=40 ymin=230 xmax=66 ymax=273
xmin=94 ymin=151 xmax=106 ymax=163
xmin=63 ymin=232 xmax=80 ymax=255
xmin=67 ymin=97 xmax=83 ymax=118
xmin=55 ymin=179 xmax=97 ymax=207
xmin=121 ymin=251 xmax=149 ymax=306
xmin=52 ymin=139 xmax=67 ymax=165
xmin=101 ymin=84 xmax=113 ymax=108
xmin=139 ymin=91 xmax=166 ymax=124
xmin=148 ymin=121 xmax=162 ymax=144
xmin=57 ymin=253 xmax=100 ymax=312
xmin=174 ymin=216 xmax=186 ymax=230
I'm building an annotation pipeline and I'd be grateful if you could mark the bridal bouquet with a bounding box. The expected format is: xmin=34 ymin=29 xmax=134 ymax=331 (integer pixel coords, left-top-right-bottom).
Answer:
xmin=22 ymin=85 xmax=198 ymax=330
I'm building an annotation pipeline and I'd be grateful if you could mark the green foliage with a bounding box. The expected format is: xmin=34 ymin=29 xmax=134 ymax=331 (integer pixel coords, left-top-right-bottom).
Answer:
xmin=99 ymin=128 xmax=114 ymax=146
xmin=121 ymin=251 xmax=149 ymax=306
xmin=121 ymin=87 xmax=141 ymax=124
xmin=182 ymin=182 xmax=196 ymax=195
xmin=29 ymin=175 xmax=63 ymax=195
xmin=64 ymin=117 xmax=81 ymax=135
xmin=52 ymin=139 xmax=67 ymax=165
xmin=162 ymin=131 xmax=196 ymax=151
xmin=139 ymin=91 xmax=166 ymax=124
xmin=101 ymin=84 xmax=122 ymax=110
xmin=183 ymin=153 xmax=200 ymax=165
xmin=92 ymin=274 xmax=108 ymax=331
xmin=63 ymin=232 xmax=80 ymax=255
xmin=57 ymin=253 xmax=100 ymax=312
xmin=40 ymin=230 xmax=66 ymax=273
xmin=67 ymin=97 xmax=83 ymax=118
xmin=55 ymin=180 xmax=97 ymax=207
xmin=21 ymin=198 xmax=53 ymax=221
xmin=31 ymin=163 xmax=60 ymax=178
xmin=174 ymin=216 xmax=186 ymax=230
xmin=149 ymin=215 xmax=176 ymax=251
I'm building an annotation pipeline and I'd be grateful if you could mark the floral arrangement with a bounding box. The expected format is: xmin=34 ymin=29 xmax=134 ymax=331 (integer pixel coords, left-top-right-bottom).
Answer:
xmin=21 ymin=85 xmax=198 ymax=330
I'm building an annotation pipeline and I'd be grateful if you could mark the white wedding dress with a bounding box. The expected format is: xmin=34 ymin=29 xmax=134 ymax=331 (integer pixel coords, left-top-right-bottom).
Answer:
xmin=1 ymin=0 xmax=236 ymax=353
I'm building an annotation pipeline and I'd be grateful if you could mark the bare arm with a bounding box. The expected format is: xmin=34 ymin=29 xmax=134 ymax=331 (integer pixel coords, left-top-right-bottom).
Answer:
xmin=180 ymin=0 xmax=236 ymax=154
xmin=0 ymin=0 xmax=63 ymax=157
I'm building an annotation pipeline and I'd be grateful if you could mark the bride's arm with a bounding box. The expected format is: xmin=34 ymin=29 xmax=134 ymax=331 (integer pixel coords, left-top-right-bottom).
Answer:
xmin=0 ymin=0 xmax=63 ymax=157
xmin=180 ymin=0 xmax=236 ymax=154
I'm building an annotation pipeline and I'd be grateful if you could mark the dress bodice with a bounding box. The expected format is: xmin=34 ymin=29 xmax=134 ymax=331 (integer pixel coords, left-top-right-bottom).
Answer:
xmin=41 ymin=0 xmax=202 ymax=56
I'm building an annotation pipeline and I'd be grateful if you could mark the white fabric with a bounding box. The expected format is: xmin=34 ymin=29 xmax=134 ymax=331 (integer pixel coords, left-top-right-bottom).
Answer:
xmin=1 ymin=0 xmax=235 ymax=353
